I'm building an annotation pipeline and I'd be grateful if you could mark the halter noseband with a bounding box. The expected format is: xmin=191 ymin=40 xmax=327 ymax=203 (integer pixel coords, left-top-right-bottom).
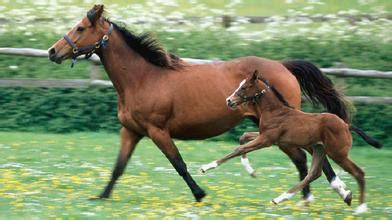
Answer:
xmin=63 ymin=23 xmax=113 ymax=68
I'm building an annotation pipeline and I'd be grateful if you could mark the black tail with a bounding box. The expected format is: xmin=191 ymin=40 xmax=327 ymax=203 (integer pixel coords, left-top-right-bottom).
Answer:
xmin=350 ymin=125 xmax=383 ymax=148
xmin=282 ymin=60 xmax=350 ymax=122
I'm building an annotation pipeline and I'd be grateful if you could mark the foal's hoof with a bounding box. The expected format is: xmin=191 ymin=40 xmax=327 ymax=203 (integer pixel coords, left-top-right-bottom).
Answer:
xmin=194 ymin=190 xmax=207 ymax=202
xmin=198 ymin=167 xmax=207 ymax=174
xmin=344 ymin=191 xmax=353 ymax=206
xmin=250 ymin=171 xmax=257 ymax=178
xmin=296 ymin=194 xmax=314 ymax=207
xmin=354 ymin=203 xmax=368 ymax=215
xmin=271 ymin=199 xmax=278 ymax=205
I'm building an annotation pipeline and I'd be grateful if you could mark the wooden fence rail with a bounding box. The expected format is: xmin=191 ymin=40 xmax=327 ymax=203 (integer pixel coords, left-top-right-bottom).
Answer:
xmin=1 ymin=47 xmax=391 ymax=104
xmin=1 ymin=48 xmax=392 ymax=78
xmin=1 ymin=78 xmax=391 ymax=104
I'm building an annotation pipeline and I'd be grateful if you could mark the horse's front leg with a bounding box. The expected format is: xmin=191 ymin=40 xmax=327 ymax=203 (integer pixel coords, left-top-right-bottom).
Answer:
xmin=200 ymin=134 xmax=271 ymax=173
xmin=272 ymin=144 xmax=325 ymax=204
xmin=239 ymin=132 xmax=259 ymax=177
xmin=148 ymin=126 xmax=206 ymax=202
xmin=96 ymin=127 xmax=142 ymax=199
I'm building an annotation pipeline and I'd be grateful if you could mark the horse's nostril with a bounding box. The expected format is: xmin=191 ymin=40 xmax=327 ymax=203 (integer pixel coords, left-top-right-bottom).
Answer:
xmin=48 ymin=48 xmax=56 ymax=57
xmin=48 ymin=47 xmax=57 ymax=61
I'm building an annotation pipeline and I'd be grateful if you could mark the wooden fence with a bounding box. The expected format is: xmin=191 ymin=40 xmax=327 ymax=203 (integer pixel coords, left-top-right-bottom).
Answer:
xmin=1 ymin=47 xmax=391 ymax=104
xmin=1 ymin=14 xmax=391 ymax=28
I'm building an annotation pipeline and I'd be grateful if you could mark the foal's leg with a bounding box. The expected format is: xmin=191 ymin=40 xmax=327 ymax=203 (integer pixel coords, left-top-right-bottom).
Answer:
xmin=239 ymin=132 xmax=258 ymax=177
xmin=303 ymin=147 xmax=351 ymax=205
xmin=148 ymin=127 xmax=206 ymax=202
xmin=200 ymin=134 xmax=271 ymax=173
xmin=272 ymin=144 xmax=325 ymax=204
xmin=330 ymin=155 xmax=366 ymax=214
xmin=97 ymin=127 xmax=142 ymax=199
xmin=279 ymin=147 xmax=312 ymax=201
xmin=322 ymin=157 xmax=352 ymax=205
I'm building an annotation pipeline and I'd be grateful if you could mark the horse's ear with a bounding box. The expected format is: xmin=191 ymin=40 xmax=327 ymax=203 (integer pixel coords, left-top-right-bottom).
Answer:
xmin=87 ymin=4 xmax=105 ymax=26
xmin=251 ymin=70 xmax=258 ymax=81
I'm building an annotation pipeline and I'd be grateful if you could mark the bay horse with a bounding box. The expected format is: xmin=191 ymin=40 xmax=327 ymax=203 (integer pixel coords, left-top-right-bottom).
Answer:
xmin=200 ymin=70 xmax=382 ymax=214
xmin=48 ymin=5 xmax=351 ymax=203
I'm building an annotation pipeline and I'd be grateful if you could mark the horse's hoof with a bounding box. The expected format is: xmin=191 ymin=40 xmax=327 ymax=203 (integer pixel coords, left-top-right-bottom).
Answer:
xmin=195 ymin=190 xmax=207 ymax=202
xmin=271 ymin=199 xmax=278 ymax=205
xmin=296 ymin=194 xmax=314 ymax=206
xmin=344 ymin=191 xmax=352 ymax=206
xmin=198 ymin=167 xmax=206 ymax=174
xmin=250 ymin=171 xmax=256 ymax=178
xmin=354 ymin=203 xmax=368 ymax=215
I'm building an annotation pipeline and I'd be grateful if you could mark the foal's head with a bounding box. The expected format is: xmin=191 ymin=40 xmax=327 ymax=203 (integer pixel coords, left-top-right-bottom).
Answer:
xmin=226 ymin=70 xmax=269 ymax=109
xmin=48 ymin=4 xmax=112 ymax=64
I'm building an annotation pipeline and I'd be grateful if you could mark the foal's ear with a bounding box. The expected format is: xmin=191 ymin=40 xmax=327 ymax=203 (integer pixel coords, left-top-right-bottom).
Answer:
xmin=251 ymin=70 xmax=258 ymax=81
xmin=87 ymin=4 xmax=105 ymax=26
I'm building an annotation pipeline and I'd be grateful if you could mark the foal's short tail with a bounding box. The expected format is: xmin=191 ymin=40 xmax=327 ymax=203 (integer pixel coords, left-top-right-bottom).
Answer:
xmin=282 ymin=60 xmax=351 ymax=122
xmin=350 ymin=125 xmax=383 ymax=148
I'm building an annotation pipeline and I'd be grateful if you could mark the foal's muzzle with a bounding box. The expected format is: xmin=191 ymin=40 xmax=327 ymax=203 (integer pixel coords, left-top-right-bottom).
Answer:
xmin=226 ymin=99 xmax=238 ymax=110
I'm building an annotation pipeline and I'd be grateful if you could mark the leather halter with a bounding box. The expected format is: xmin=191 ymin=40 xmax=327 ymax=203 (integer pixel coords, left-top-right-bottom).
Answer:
xmin=63 ymin=23 xmax=113 ymax=67
xmin=236 ymin=86 xmax=269 ymax=103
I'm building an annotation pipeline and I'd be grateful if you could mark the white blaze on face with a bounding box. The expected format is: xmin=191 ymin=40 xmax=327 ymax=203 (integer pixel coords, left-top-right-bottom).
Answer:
xmin=226 ymin=79 xmax=246 ymax=104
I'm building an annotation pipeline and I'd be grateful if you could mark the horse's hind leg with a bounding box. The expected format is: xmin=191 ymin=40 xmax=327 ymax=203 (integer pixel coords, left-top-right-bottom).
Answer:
xmin=330 ymin=155 xmax=366 ymax=214
xmin=272 ymin=144 xmax=325 ymax=204
xmin=96 ymin=127 xmax=142 ymax=199
xmin=322 ymin=157 xmax=352 ymax=206
xmin=239 ymin=132 xmax=258 ymax=177
xmin=148 ymin=127 xmax=206 ymax=202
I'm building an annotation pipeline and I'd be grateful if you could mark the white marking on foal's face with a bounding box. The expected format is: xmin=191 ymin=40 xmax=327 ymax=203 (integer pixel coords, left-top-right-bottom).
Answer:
xmin=226 ymin=79 xmax=246 ymax=109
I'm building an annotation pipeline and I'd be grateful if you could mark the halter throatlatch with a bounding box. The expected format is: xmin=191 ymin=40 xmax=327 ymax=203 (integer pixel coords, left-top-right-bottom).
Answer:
xmin=63 ymin=23 xmax=113 ymax=68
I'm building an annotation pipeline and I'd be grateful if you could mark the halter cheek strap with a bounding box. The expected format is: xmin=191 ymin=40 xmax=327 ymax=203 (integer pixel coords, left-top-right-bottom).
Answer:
xmin=63 ymin=23 xmax=113 ymax=68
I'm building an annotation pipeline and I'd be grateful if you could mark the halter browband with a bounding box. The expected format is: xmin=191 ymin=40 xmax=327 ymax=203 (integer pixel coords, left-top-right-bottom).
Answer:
xmin=63 ymin=23 xmax=113 ymax=68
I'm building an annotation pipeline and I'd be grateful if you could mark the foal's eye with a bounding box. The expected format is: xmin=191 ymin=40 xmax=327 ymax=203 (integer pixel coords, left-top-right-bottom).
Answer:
xmin=76 ymin=26 xmax=86 ymax=32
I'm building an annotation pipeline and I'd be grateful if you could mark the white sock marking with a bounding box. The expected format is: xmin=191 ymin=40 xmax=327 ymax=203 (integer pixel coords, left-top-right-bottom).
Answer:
xmin=330 ymin=176 xmax=350 ymax=199
xmin=241 ymin=157 xmax=255 ymax=175
xmin=272 ymin=192 xmax=295 ymax=204
xmin=200 ymin=161 xmax=218 ymax=173
xmin=354 ymin=203 xmax=368 ymax=215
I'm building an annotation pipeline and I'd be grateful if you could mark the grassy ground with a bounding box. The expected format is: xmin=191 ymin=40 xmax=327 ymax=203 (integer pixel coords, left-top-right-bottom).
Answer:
xmin=0 ymin=132 xmax=391 ymax=219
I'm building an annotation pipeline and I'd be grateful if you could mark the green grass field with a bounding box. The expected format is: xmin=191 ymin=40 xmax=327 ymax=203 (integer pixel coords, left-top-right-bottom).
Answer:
xmin=1 ymin=132 xmax=391 ymax=218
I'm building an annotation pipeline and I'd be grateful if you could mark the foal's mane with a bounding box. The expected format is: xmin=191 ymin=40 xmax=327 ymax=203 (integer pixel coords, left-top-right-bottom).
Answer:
xmin=110 ymin=21 xmax=182 ymax=70
xmin=258 ymin=77 xmax=293 ymax=108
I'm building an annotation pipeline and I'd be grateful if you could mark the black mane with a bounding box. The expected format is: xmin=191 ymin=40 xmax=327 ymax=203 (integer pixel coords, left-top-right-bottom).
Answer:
xmin=258 ymin=77 xmax=293 ymax=108
xmin=111 ymin=22 xmax=181 ymax=69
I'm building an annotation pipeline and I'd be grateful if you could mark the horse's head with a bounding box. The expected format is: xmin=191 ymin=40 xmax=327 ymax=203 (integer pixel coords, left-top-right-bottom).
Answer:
xmin=226 ymin=70 xmax=269 ymax=109
xmin=48 ymin=4 xmax=112 ymax=65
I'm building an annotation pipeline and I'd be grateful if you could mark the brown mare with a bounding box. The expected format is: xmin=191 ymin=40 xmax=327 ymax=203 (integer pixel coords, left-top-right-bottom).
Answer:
xmin=201 ymin=70 xmax=382 ymax=214
xmin=48 ymin=5 xmax=351 ymax=203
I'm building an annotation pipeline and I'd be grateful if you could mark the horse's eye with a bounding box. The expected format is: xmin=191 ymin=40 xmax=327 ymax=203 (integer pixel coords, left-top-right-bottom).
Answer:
xmin=76 ymin=26 xmax=86 ymax=32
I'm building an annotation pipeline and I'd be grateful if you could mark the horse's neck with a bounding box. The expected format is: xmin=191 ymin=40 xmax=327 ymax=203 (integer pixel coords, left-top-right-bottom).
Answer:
xmin=257 ymin=91 xmax=291 ymax=119
xmin=97 ymin=31 xmax=152 ymax=94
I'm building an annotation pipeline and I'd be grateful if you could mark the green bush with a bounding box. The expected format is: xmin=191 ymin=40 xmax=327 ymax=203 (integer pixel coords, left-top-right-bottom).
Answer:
xmin=0 ymin=31 xmax=390 ymax=146
xmin=0 ymin=87 xmax=120 ymax=133
xmin=0 ymin=87 xmax=390 ymax=146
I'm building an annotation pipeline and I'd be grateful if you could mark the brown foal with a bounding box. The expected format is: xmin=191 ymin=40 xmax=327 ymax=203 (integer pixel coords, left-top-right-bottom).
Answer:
xmin=48 ymin=5 xmax=353 ymax=204
xmin=201 ymin=70 xmax=382 ymax=214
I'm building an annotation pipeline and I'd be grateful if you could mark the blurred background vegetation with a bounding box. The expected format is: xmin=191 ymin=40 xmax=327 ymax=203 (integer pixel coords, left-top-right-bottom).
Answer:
xmin=0 ymin=0 xmax=391 ymax=145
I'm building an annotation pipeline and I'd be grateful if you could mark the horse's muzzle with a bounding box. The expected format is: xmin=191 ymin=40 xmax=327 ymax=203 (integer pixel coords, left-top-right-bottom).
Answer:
xmin=226 ymin=99 xmax=238 ymax=110
xmin=48 ymin=47 xmax=63 ymax=64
